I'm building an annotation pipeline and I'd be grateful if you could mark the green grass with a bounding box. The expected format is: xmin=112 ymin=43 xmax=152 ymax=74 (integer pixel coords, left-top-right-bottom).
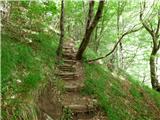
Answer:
xmin=83 ymin=49 xmax=160 ymax=120
xmin=1 ymin=32 xmax=58 ymax=120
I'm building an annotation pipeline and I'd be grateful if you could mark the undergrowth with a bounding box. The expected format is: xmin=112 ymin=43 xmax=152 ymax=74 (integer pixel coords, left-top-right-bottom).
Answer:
xmin=1 ymin=32 xmax=58 ymax=120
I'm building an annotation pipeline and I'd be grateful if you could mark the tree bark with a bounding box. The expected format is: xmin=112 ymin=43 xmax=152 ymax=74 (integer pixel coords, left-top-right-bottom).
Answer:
xmin=57 ymin=0 xmax=64 ymax=58
xmin=150 ymin=48 xmax=159 ymax=89
xmin=76 ymin=0 xmax=105 ymax=60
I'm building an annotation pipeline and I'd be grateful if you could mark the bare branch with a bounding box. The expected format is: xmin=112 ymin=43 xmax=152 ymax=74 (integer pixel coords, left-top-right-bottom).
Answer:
xmin=140 ymin=5 xmax=154 ymax=37
xmin=155 ymin=9 xmax=160 ymax=36
xmin=88 ymin=26 xmax=143 ymax=62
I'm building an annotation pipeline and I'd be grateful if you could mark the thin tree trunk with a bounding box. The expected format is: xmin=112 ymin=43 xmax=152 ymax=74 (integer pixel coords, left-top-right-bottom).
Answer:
xmin=95 ymin=14 xmax=105 ymax=52
xmin=57 ymin=0 xmax=64 ymax=58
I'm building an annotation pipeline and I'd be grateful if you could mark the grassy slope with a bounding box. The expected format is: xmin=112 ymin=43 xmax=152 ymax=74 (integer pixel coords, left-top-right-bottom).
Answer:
xmin=83 ymin=49 xmax=160 ymax=120
xmin=2 ymin=32 xmax=160 ymax=120
xmin=1 ymin=32 xmax=58 ymax=119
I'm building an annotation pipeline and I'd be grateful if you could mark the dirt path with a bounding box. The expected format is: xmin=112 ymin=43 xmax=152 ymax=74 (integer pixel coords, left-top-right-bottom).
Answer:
xmin=37 ymin=40 xmax=107 ymax=120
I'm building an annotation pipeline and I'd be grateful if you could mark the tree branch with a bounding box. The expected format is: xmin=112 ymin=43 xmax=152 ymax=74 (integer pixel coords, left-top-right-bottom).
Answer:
xmin=155 ymin=9 xmax=160 ymax=37
xmin=88 ymin=26 xmax=143 ymax=62
xmin=86 ymin=0 xmax=94 ymax=29
xmin=88 ymin=0 xmax=105 ymax=30
xmin=139 ymin=1 xmax=158 ymax=48
xmin=140 ymin=10 xmax=154 ymax=37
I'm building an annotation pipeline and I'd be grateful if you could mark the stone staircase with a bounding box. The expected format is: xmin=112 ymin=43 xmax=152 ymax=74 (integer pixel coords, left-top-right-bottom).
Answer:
xmin=37 ymin=40 xmax=107 ymax=120
xmin=55 ymin=40 xmax=107 ymax=120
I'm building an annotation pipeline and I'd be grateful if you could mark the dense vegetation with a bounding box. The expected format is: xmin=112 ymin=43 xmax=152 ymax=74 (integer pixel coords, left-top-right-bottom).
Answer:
xmin=1 ymin=0 xmax=160 ymax=120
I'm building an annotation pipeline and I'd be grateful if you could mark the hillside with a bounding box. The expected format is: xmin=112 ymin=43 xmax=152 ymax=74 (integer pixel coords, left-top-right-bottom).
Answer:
xmin=2 ymin=32 xmax=160 ymax=120
xmin=1 ymin=1 xmax=160 ymax=120
xmin=1 ymin=31 xmax=59 ymax=119
xmin=83 ymin=59 xmax=160 ymax=120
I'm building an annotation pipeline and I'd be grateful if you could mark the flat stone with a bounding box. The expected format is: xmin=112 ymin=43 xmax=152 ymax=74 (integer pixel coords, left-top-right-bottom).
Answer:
xmin=62 ymin=60 xmax=76 ymax=66
xmin=58 ymin=64 xmax=75 ymax=68
xmin=64 ymin=84 xmax=84 ymax=92
xmin=66 ymin=104 xmax=95 ymax=113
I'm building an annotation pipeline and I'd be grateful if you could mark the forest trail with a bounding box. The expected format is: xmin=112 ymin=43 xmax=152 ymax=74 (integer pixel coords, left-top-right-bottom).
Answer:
xmin=37 ymin=40 xmax=107 ymax=120
xmin=56 ymin=40 xmax=107 ymax=120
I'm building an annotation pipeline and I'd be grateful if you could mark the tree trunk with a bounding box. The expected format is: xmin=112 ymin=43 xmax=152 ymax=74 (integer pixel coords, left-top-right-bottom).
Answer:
xmin=76 ymin=0 xmax=105 ymax=60
xmin=150 ymin=45 xmax=159 ymax=89
xmin=140 ymin=5 xmax=160 ymax=91
xmin=57 ymin=0 xmax=64 ymax=58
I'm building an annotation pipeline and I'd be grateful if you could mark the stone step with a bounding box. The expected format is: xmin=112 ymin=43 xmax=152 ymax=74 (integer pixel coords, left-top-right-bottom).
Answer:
xmin=62 ymin=54 xmax=76 ymax=59
xmin=60 ymin=77 xmax=76 ymax=81
xmin=64 ymin=81 xmax=84 ymax=92
xmin=63 ymin=59 xmax=77 ymax=65
xmin=63 ymin=46 xmax=73 ymax=49
xmin=63 ymin=43 xmax=75 ymax=47
xmin=63 ymin=51 xmax=76 ymax=56
xmin=63 ymin=48 xmax=76 ymax=52
xmin=63 ymin=49 xmax=77 ymax=53
xmin=62 ymin=93 xmax=97 ymax=110
xmin=64 ymin=85 xmax=83 ymax=92
xmin=58 ymin=67 xmax=76 ymax=72
xmin=58 ymin=64 xmax=75 ymax=68
xmin=78 ymin=116 xmax=107 ymax=120
xmin=67 ymin=104 xmax=95 ymax=113
xmin=60 ymin=75 xmax=77 ymax=78
xmin=63 ymin=52 xmax=76 ymax=56
xmin=56 ymin=72 xmax=77 ymax=76
xmin=64 ymin=104 xmax=96 ymax=119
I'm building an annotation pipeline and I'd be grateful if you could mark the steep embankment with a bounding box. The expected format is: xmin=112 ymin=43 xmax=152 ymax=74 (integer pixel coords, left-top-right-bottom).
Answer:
xmin=1 ymin=32 xmax=58 ymax=119
xmin=82 ymin=57 xmax=160 ymax=120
